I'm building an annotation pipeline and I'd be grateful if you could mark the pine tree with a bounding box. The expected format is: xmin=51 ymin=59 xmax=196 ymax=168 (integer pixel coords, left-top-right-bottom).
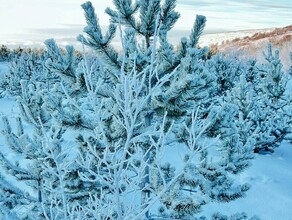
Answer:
xmin=0 ymin=49 xmax=82 ymax=219
xmin=43 ymin=1 xmax=252 ymax=219
xmin=206 ymin=53 xmax=243 ymax=97
xmin=228 ymin=45 xmax=292 ymax=153
xmin=253 ymin=44 xmax=292 ymax=152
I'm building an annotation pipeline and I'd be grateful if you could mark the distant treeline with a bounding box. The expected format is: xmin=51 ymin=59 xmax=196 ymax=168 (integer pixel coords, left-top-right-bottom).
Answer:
xmin=0 ymin=44 xmax=83 ymax=62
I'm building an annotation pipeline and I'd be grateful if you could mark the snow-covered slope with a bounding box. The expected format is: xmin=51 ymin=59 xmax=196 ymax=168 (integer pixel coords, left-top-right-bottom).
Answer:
xmin=199 ymin=25 xmax=292 ymax=70
xmin=199 ymin=28 xmax=274 ymax=47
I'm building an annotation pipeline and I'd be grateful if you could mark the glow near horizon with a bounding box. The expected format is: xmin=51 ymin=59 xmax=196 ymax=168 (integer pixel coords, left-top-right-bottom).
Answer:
xmin=0 ymin=0 xmax=291 ymax=47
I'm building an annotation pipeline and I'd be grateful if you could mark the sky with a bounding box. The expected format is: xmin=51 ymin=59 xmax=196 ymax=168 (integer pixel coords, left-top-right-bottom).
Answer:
xmin=0 ymin=0 xmax=291 ymax=48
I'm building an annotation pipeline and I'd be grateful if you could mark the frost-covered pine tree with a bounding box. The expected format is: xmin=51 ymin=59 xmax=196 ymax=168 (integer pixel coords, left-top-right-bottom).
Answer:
xmin=252 ymin=45 xmax=292 ymax=152
xmin=0 ymin=49 xmax=84 ymax=219
xmin=206 ymin=53 xmax=243 ymax=97
xmin=41 ymin=1 xmax=252 ymax=219
xmin=227 ymin=45 xmax=292 ymax=153
xmin=0 ymin=117 xmax=73 ymax=219
xmin=208 ymin=46 xmax=292 ymax=154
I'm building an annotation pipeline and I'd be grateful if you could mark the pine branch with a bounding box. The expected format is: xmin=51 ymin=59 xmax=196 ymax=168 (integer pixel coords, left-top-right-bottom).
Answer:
xmin=105 ymin=0 xmax=140 ymax=33
xmin=79 ymin=2 xmax=120 ymax=70
xmin=0 ymin=173 xmax=38 ymax=203
xmin=189 ymin=15 xmax=207 ymax=48
xmin=0 ymin=152 xmax=38 ymax=181
xmin=160 ymin=0 xmax=180 ymax=32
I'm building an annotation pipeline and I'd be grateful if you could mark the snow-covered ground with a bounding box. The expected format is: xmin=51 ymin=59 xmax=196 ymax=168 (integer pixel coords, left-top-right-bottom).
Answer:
xmin=198 ymin=28 xmax=274 ymax=47
xmin=202 ymin=141 xmax=292 ymax=219
xmin=1 ymin=60 xmax=292 ymax=219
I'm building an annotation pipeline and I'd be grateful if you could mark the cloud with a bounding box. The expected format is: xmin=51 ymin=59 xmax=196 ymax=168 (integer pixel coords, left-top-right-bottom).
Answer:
xmin=25 ymin=25 xmax=83 ymax=37
xmin=3 ymin=24 xmax=121 ymax=49
xmin=178 ymin=0 xmax=292 ymax=10
xmin=177 ymin=0 xmax=292 ymax=16
xmin=176 ymin=0 xmax=292 ymax=32
xmin=2 ymin=0 xmax=291 ymax=49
